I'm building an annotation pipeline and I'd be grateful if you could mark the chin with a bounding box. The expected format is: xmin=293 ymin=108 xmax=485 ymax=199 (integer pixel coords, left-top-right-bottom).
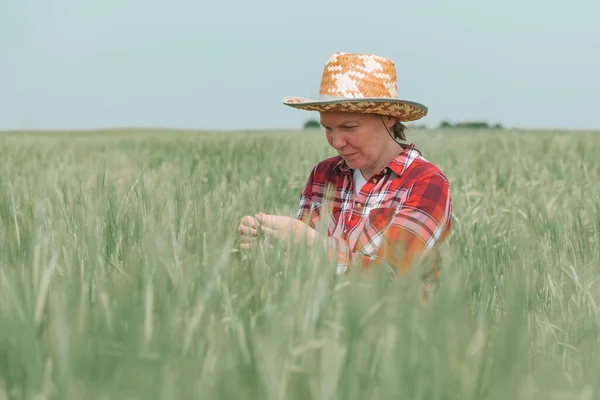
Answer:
xmin=344 ymin=159 xmax=364 ymax=170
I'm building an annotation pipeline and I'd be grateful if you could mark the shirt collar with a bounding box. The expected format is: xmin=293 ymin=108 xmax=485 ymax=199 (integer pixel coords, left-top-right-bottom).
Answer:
xmin=335 ymin=143 xmax=421 ymax=177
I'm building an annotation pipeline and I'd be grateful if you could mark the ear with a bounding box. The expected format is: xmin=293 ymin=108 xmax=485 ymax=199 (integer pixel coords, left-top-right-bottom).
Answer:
xmin=384 ymin=116 xmax=397 ymax=129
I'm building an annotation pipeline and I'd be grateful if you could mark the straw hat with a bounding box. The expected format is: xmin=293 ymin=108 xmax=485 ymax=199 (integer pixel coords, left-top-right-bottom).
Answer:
xmin=282 ymin=52 xmax=428 ymax=122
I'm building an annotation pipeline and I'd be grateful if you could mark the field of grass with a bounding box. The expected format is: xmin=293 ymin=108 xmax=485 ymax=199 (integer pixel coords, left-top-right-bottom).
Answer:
xmin=0 ymin=128 xmax=599 ymax=399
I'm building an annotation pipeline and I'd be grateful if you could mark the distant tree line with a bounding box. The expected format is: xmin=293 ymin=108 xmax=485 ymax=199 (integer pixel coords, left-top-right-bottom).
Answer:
xmin=439 ymin=120 xmax=504 ymax=129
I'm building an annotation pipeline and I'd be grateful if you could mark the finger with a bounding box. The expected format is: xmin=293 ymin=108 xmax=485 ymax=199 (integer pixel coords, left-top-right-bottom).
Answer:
xmin=260 ymin=226 xmax=283 ymax=241
xmin=256 ymin=214 xmax=283 ymax=230
xmin=240 ymin=234 xmax=258 ymax=244
xmin=240 ymin=215 xmax=258 ymax=228
xmin=255 ymin=213 xmax=270 ymax=227
xmin=238 ymin=225 xmax=257 ymax=238
xmin=240 ymin=243 xmax=252 ymax=250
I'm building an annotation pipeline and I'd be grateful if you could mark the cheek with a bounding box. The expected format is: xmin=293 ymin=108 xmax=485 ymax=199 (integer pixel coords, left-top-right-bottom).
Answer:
xmin=349 ymin=133 xmax=371 ymax=152
xmin=325 ymin=133 xmax=334 ymax=147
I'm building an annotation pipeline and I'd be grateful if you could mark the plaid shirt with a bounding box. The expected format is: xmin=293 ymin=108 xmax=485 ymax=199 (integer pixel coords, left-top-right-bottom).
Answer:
xmin=295 ymin=143 xmax=452 ymax=281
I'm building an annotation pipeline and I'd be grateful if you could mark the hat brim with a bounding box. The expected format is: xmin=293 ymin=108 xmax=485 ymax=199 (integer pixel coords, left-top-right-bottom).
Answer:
xmin=282 ymin=96 xmax=428 ymax=122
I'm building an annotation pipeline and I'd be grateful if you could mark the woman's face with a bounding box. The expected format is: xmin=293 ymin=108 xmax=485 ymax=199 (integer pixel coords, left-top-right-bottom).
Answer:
xmin=320 ymin=111 xmax=396 ymax=172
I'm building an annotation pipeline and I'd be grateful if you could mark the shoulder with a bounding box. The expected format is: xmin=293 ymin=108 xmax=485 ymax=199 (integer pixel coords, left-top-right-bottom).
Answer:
xmin=399 ymin=156 xmax=452 ymax=215
xmin=404 ymin=154 xmax=450 ymax=186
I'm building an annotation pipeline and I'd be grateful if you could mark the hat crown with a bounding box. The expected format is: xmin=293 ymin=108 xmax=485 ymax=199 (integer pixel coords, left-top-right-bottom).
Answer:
xmin=319 ymin=52 xmax=399 ymax=100
xmin=282 ymin=51 xmax=428 ymax=123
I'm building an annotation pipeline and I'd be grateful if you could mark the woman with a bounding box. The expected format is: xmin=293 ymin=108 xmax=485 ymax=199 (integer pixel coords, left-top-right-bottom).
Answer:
xmin=238 ymin=52 xmax=452 ymax=290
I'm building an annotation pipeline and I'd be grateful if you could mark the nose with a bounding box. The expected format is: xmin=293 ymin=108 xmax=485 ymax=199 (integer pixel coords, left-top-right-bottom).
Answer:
xmin=329 ymin=131 xmax=347 ymax=150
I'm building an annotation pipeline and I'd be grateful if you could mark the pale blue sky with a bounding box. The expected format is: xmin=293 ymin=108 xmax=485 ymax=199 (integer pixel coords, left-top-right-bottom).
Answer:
xmin=2 ymin=0 xmax=599 ymax=130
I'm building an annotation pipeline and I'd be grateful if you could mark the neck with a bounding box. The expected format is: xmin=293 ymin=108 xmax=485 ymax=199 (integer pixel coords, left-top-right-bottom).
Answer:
xmin=361 ymin=140 xmax=404 ymax=178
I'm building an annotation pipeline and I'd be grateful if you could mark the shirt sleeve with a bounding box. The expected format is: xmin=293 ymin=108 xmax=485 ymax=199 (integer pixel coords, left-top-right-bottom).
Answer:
xmin=294 ymin=165 xmax=352 ymax=274
xmin=295 ymin=165 xmax=316 ymax=224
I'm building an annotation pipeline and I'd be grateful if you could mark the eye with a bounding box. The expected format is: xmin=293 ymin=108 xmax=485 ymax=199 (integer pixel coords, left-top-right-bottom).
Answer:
xmin=343 ymin=126 xmax=357 ymax=131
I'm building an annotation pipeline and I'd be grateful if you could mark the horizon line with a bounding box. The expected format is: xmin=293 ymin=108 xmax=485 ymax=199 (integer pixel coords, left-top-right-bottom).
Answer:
xmin=1 ymin=124 xmax=599 ymax=134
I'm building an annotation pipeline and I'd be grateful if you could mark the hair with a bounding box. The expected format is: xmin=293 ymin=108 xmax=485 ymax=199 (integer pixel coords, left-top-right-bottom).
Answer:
xmin=392 ymin=120 xmax=407 ymax=141
xmin=376 ymin=114 xmax=408 ymax=144
xmin=375 ymin=114 xmax=407 ymax=142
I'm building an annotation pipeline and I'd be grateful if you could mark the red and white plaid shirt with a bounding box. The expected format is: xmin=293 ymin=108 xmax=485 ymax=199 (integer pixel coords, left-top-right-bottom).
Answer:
xmin=295 ymin=143 xmax=452 ymax=279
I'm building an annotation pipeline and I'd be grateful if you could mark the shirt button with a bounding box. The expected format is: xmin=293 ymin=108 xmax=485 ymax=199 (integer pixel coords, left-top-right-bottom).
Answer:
xmin=372 ymin=178 xmax=378 ymax=184
xmin=355 ymin=202 xmax=362 ymax=208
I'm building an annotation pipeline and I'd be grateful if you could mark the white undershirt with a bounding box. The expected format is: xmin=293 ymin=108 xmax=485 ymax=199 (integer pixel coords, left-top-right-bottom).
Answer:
xmin=353 ymin=169 xmax=367 ymax=195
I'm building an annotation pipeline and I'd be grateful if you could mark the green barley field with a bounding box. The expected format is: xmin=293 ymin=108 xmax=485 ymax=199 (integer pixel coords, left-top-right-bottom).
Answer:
xmin=1 ymin=127 xmax=599 ymax=399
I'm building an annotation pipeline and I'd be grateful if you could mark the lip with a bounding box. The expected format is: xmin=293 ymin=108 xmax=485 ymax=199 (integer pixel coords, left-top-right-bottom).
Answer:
xmin=341 ymin=152 xmax=357 ymax=157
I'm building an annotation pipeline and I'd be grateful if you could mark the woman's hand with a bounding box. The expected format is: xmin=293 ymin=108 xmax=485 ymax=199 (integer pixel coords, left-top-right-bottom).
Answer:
xmin=238 ymin=212 xmax=321 ymax=254
xmin=255 ymin=212 xmax=319 ymax=246
xmin=238 ymin=215 xmax=259 ymax=251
